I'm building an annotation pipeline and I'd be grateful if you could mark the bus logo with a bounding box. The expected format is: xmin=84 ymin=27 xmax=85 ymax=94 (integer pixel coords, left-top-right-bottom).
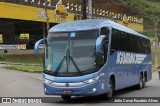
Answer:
xmin=65 ymin=83 xmax=69 ymax=87
xmin=116 ymin=52 xmax=147 ymax=64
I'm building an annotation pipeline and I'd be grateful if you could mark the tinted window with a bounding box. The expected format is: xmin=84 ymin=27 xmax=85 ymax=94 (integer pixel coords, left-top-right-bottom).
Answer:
xmin=111 ymin=29 xmax=151 ymax=54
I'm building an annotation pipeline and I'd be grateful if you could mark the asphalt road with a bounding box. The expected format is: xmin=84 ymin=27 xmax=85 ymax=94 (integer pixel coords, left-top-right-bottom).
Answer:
xmin=0 ymin=65 xmax=160 ymax=106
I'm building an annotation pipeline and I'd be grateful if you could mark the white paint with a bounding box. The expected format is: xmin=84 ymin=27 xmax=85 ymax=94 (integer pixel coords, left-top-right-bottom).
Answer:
xmin=0 ymin=82 xmax=19 ymax=87
xmin=24 ymin=74 xmax=43 ymax=81
xmin=116 ymin=52 xmax=146 ymax=64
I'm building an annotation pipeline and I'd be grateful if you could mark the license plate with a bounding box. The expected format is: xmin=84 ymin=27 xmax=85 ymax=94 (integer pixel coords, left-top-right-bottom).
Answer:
xmin=63 ymin=89 xmax=72 ymax=93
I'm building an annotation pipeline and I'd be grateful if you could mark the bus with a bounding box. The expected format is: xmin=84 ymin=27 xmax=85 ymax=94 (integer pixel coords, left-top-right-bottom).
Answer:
xmin=34 ymin=19 xmax=152 ymax=100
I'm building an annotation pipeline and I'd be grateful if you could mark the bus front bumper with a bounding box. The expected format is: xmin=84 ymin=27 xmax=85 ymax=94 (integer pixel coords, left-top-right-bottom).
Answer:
xmin=43 ymin=81 xmax=100 ymax=96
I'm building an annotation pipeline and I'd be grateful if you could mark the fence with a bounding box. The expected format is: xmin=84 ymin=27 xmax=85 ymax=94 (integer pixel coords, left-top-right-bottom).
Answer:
xmin=0 ymin=0 xmax=57 ymax=9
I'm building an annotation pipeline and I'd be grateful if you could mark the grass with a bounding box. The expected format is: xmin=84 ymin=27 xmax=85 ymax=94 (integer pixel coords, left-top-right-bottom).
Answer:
xmin=2 ymin=65 xmax=43 ymax=73
xmin=0 ymin=54 xmax=43 ymax=65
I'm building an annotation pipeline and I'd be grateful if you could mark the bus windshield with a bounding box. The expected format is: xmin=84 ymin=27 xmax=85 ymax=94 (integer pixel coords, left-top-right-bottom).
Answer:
xmin=45 ymin=30 xmax=99 ymax=76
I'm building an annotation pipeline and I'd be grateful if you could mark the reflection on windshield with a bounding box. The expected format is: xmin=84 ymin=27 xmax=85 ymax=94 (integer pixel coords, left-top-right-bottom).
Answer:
xmin=70 ymin=40 xmax=96 ymax=71
xmin=45 ymin=30 xmax=99 ymax=76
xmin=45 ymin=41 xmax=68 ymax=72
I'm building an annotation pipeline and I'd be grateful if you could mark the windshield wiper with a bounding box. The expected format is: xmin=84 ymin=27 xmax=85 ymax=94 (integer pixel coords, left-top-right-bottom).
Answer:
xmin=54 ymin=49 xmax=82 ymax=76
xmin=54 ymin=56 xmax=66 ymax=75
xmin=69 ymin=56 xmax=82 ymax=75
xmin=54 ymin=49 xmax=69 ymax=75
xmin=44 ymin=70 xmax=55 ymax=75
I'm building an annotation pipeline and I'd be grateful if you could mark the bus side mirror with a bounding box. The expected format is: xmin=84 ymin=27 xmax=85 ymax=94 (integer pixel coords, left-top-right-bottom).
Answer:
xmin=95 ymin=35 xmax=106 ymax=67
xmin=96 ymin=35 xmax=106 ymax=53
xmin=34 ymin=38 xmax=46 ymax=56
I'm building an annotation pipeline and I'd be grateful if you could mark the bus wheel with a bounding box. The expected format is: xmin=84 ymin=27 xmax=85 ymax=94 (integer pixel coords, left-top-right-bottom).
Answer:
xmin=106 ymin=79 xmax=113 ymax=99
xmin=61 ymin=95 xmax=71 ymax=101
xmin=137 ymin=74 xmax=143 ymax=90
xmin=142 ymin=75 xmax=146 ymax=88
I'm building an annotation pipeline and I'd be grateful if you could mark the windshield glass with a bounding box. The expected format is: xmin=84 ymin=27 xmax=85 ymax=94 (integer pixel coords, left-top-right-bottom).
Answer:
xmin=45 ymin=30 xmax=99 ymax=76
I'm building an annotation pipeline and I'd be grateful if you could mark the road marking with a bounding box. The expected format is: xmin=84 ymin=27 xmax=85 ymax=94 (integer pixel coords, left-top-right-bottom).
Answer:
xmin=24 ymin=74 xmax=43 ymax=81
xmin=0 ymin=82 xmax=19 ymax=87
xmin=7 ymin=82 xmax=19 ymax=87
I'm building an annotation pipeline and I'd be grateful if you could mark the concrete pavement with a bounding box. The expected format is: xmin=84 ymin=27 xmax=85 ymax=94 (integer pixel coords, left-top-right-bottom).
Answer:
xmin=0 ymin=66 xmax=160 ymax=106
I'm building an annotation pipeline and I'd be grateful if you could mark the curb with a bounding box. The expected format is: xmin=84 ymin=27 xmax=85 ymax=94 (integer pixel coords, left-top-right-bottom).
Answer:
xmin=1 ymin=66 xmax=43 ymax=73
xmin=0 ymin=62 xmax=41 ymax=66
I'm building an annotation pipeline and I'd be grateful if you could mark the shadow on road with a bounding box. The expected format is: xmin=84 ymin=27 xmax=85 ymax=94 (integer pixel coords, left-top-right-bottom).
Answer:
xmin=51 ymin=86 xmax=150 ymax=104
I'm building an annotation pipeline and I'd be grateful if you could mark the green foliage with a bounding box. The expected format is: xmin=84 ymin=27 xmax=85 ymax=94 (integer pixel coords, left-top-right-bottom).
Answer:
xmin=120 ymin=0 xmax=160 ymax=21
xmin=0 ymin=55 xmax=5 ymax=60
xmin=120 ymin=0 xmax=150 ymax=9
xmin=140 ymin=30 xmax=160 ymax=39
xmin=140 ymin=30 xmax=154 ymax=37
xmin=145 ymin=8 xmax=160 ymax=15
xmin=146 ymin=0 xmax=160 ymax=2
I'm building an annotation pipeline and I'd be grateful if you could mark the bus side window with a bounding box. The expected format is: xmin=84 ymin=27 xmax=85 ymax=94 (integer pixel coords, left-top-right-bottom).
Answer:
xmin=110 ymin=29 xmax=117 ymax=54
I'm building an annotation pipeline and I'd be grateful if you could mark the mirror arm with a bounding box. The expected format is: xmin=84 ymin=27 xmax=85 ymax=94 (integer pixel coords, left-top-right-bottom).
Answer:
xmin=34 ymin=38 xmax=46 ymax=56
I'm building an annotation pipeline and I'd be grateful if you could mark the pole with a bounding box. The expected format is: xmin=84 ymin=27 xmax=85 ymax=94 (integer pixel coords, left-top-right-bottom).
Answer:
xmin=82 ymin=0 xmax=87 ymax=19
xmin=43 ymin=23 xmax=46 ymax=39
xmin=154 ymin=22 xmax=158 ymax=71
xmin=155 ymin=22 xmax=160 ymax=79
xmin=88 ymin=0 xmax=93 ymax=19
xmin=44 ymin=0 xmax=50 ymax=37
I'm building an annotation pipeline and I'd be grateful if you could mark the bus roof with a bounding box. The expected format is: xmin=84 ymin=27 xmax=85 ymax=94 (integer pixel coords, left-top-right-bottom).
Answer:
xmin=49 ymin=19 xmax=148 ymax=39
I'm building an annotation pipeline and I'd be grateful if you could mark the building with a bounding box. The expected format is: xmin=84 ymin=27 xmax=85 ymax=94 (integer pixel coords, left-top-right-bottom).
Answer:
xmin=0 ymin=0 xmax=144 ymax=49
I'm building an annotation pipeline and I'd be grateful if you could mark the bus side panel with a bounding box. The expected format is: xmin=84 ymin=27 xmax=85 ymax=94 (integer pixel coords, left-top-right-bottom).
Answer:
xmin=135 ymin=53 xmax=152 ymax=84
xmin=126 ymin=64 xmax=137 ymax=87
xmin=116 ymin=64 xmax=129 ymax=90
xmin=115 ymin=64 xmax=137 ymax=89
xmin=147 ymin=64 xmax=152 ymax=81
xmin=107 ymin=51 xmax=152 ymax=91
xmin=99 ymin=65 xmax=114 ymax=95
xmin=107 ymin=51 xmax=131 ymax=90
xmin=145 ymin=53 xmax=152 ymax=82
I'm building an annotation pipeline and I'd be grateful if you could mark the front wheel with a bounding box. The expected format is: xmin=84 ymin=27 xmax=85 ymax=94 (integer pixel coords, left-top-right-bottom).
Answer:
xmin=61 ymin=95 xmax=71 ymax=101
xmin=106 ymin=79 xmax=113 ymax=99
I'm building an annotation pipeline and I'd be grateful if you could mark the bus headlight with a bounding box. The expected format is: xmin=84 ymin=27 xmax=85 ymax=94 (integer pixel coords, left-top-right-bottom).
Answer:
xmin=44 ymin=79 xmax=52 ymax=84
xmin=83 ymin=76 xmax=99 ymax=84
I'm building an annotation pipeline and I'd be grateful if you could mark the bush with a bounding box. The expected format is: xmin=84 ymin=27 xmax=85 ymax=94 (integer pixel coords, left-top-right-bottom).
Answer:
xmin=0 ymin=55 xmax=5 ymax=60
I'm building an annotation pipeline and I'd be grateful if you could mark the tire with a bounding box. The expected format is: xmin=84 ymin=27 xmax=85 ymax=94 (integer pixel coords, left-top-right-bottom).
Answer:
xmin=106 ymin=79 xmax=113 ymax=99
xmin=61 ymin=95 xmax=71 ymax=101
xmin=137 ymin=74 xmax=143 ymax=90
xmin=142 ymin=75 xmax=146 ymax=88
